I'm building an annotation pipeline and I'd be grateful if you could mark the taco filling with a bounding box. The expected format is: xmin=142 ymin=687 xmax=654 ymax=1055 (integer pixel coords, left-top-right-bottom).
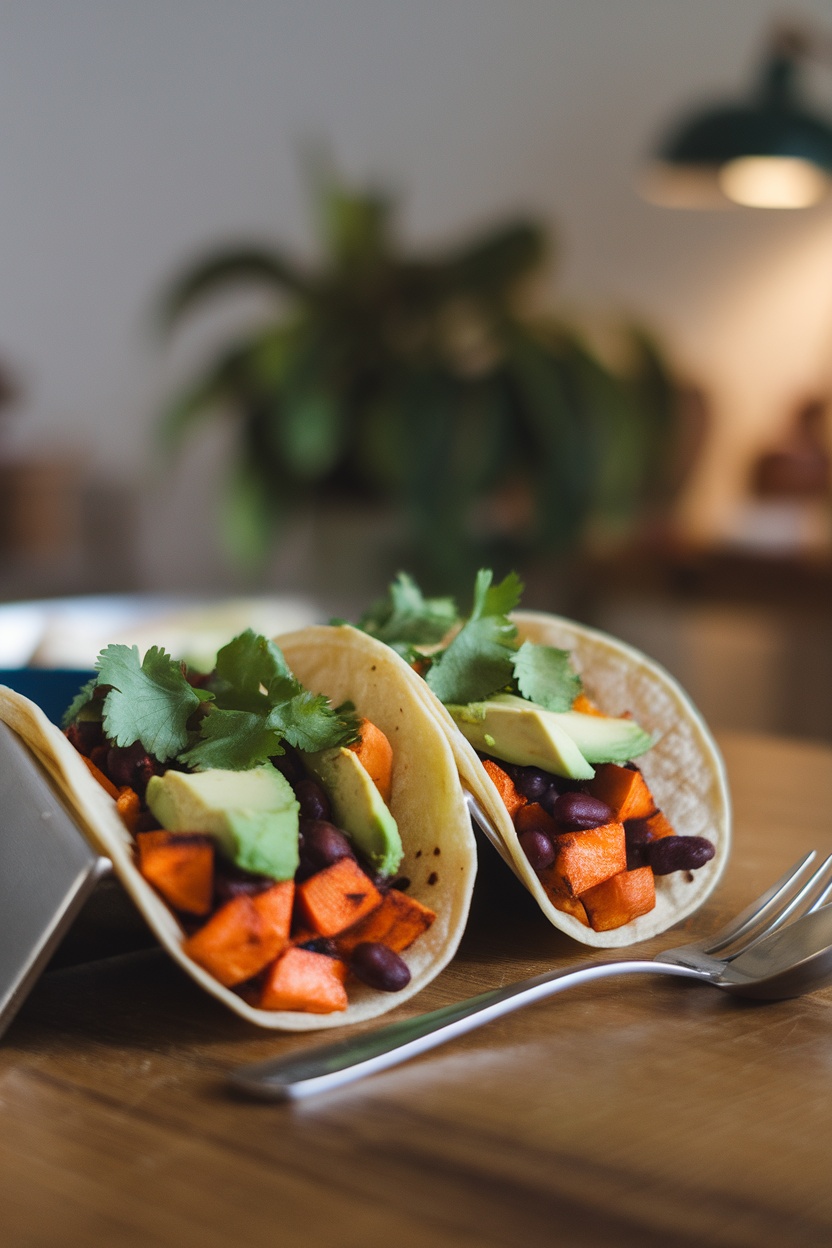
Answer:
xmin=59 ymin=629 xmax=440 ymax=1014
xmin=355 ymin=570 xmax=730 ymax=943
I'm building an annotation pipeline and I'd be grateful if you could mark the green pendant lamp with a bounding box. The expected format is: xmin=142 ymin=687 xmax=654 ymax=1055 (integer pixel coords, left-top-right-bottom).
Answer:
xmin=641 ymin=26 xmax=832 ymax=208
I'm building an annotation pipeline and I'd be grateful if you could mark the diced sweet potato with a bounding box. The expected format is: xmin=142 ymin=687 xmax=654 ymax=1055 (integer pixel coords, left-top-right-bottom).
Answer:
xmin=297 ymin=857 xmax=383 ymax=937
xmin=539 ymin=822 xmax=627 ymax=899
xmin=551 ymin=894 xmax=590 ymax=926
xmin=514 ymin=801 xmax=558 ymax=838
xmin=260 ymin=947 xmax=348 ymax=1013
xmin=116 ymin=786 xmax=143 ymax=833
xmin=589 ymin=763 xmax=656 ymax=822
xmin=626 ymin=809 xmax=675 ymax=842
xmin=348 ymin=718 xmax=394 ymax=803
xmin=571 ymin=693 xmax=604 ymax=716
xmin=183 ymin=881 xmax=295 ymax=986
xmin=482 ymin=758 xmax=527 ymax=820
xmin=581 ymin=866 xmax=656 ymax=931
xmin=335 ymin=889 xmax=436 ymax=956
xmin=81 ymin=754 xmax=119 ymax=799
xmin=136 ymin=830 xmax=215 ymax=916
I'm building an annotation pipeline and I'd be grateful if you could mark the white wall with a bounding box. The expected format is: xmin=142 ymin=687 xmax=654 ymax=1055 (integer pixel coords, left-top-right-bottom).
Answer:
xmin=2 ymin=0 xmax=832 ymax=585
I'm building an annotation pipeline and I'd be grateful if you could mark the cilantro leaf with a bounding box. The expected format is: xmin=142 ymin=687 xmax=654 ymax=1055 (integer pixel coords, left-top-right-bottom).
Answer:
xmin=61 ymin=676 xmax=100 ymax=728
xmin=512 ymin=641 xmax=582 ymax=711
xmin=471 ymin=569 xmax=524 ymax=621
xmin=425 ymin=615 xmax=518 ymax=704
xmin=179 ymin=708 xmax=284 ymax=771
xmin=268 ymin=692 xmax=360 ymax=752
xmin=96 ymin=644 xmax=205 ymax=762
xmin=357 ymin=572 xmax=457 ymax=647
xmin=212 ymin=629 xmax=296 ymax=707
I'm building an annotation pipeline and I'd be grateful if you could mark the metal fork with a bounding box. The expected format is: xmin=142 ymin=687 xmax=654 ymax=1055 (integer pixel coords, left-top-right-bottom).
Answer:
xmin=230 ymin=851 xmax=832 ymax=1101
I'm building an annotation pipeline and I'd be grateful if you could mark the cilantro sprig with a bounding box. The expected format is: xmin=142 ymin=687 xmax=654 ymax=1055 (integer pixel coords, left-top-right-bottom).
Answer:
xmin=357 ymin=568 xmax=583 ymax=710
xmin=62 ymin=629 xmax=359 ymax=771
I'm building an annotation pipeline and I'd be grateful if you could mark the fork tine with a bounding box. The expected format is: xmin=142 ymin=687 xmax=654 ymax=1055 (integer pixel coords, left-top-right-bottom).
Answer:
xmin=717 ymin=854 xmax=832 ymax=961
xmin=701 ymin=851 xmax=817 ymax=955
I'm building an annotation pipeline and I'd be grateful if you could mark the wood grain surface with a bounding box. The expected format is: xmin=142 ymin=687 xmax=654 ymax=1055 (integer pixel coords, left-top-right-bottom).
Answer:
xmin=2 ymin=731 xmax=832 ymax=1248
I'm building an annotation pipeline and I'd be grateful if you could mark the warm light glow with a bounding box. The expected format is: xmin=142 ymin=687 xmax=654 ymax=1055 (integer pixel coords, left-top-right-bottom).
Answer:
xmin=718 ymin=156 xmax=830 ymax=208
xmin=638 ymin=163 xmax=727 ymax=208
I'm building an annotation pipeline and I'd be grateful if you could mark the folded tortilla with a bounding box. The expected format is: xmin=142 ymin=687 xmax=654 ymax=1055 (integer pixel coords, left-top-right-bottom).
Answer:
xmin=0 ymin=625 xmax=477 ymax=1028
xmin=392 ymin=610 xmax=731 ymax=948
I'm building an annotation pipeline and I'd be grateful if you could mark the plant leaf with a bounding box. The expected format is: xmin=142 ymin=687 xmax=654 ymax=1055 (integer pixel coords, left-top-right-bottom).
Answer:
xmin=512 ymin=641 xmax=582 ymax=711
xmin=96 ymin=645 xmax=205 ymax=762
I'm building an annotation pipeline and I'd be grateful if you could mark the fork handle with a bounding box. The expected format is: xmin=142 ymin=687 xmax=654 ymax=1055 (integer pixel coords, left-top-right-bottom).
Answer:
xmin=229 ymin=959 xmax=705 ymax=1101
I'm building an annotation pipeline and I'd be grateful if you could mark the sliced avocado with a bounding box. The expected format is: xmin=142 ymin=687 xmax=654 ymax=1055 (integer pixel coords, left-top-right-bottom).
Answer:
xmin=448 ymin=697 xmax=594 ymax=779
xmin=146 ymin=763 xmax=300 ymax=880
xmin=302 ymin=746 xmax=403 ymax=876
xmin=452 ymin=693 xmax=654 ymax=773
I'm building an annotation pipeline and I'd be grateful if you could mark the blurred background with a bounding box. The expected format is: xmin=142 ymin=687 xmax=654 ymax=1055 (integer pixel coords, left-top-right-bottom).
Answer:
xmin=0 ymin=0 xmax=830 ymax=740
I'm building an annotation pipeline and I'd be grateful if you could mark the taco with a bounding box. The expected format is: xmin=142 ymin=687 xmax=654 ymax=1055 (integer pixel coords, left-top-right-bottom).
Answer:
xmin=355 ymin=571 xmax=731 ymax=948
xmin=0 ymin=626 xmax=476 ymax=1028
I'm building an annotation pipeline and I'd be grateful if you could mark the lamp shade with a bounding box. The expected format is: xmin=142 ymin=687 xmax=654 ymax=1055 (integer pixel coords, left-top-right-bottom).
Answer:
xmin=643 ymin=41 xmax=832 ymax=208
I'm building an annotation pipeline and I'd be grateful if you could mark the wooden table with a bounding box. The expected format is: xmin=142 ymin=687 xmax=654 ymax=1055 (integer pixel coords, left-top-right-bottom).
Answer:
xmin=3 ymin=731 xmax=832 ymax=1248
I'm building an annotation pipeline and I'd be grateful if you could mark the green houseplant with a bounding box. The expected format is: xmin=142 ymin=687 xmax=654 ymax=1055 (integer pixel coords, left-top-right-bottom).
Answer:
xmin=159 ymin=169 xmax=678 ymax=589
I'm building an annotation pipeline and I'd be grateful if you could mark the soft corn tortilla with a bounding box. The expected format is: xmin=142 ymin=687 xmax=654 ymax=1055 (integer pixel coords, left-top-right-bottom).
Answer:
xmin=0 ymin=626 xmax=476 ymax=1029
xmin=403 ymin=610 xmax=731 ymax=948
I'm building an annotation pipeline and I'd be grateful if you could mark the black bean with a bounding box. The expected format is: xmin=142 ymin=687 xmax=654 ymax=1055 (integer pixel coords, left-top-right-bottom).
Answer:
xmin=214 ymin=867 xmax=274 ymax=903
xmin=519 ymin=829 xmax=556 ymax=871
xmin=294 ymin=778 xmax=331 ymax=822
xmin=513 ymin=767 xmax=551 ymax=802
xmin=550 ymin=792 xmax=613 ymax=831
xmin=300 ymin=820 xmax=355 ymax=872
xmin=539 ymin=782 xmax=562 ymax=816
xmin=271 ymin=747 xmax=306 ymax=786
xmin=106 ymin=740 xmax=152 ymax=788
xmin=65 ymin=718 xmax=104 ymax=757
xmin=350 ymin=942 xmax=411 ymax=992
xmin=647 ymin=836 xmax=715 ymax=875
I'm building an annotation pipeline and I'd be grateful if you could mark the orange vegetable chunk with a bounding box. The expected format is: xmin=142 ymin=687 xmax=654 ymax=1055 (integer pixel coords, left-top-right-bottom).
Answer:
xmin=297 ymin=857 xmax=382 ymax=937
xmin=571 ymin=693 xmax=604 ymax=716
xmin=260 ymin=948 xmax=348 ymax=1013
xmin=348 ymin=718 xmax=394 ymax=803
xmin=589 ymin=763 xmax=656 ymax=822
xmin=183 ymin=881 xmax=294 ymax=986
xmin=137 ymin=830 xmax=215 ymax=916
xmin=482 ymin=758 xmax=527 ymax=819
xmin=116 ymin=786 xmax=143 ymax=833
xmin=540 ymin=822 xmax=627 ymax=899
xmin=627 ymin=809 xmax=675 ymax=842
xmin=81 ymin=754 xmax=119 ymax=799
xmin=551 ymin=894 xmax=590 ymax=926
xmin=515 ymin=801 xmax=558 ymax=839
xmin=335 ymin=889 xmax=436 ymax=956
xmin=581 ymin=866 xmax=656 ymax=931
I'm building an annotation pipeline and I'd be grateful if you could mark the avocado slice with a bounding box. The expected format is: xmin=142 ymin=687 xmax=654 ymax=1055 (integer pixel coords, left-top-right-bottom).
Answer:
xmin=146 ymin=763 xmax=300 ymax=880
xmin=301 ymin=746 xmax=403 ymax=876
xmin=448 ymin=697 xmax=595 ymax=779
xmin=449 ymin=693 xmax=654 ymax=775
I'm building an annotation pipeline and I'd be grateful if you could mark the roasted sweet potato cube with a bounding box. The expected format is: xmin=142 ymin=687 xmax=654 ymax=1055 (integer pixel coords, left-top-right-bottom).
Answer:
xmin=482 ymin=758 xmax=527 ymax=820
xmin=260 ymin=948 xmax=348 ymax=1013
xmin=571 ymin=693 xmax=604 ymax=716
xmin=136 ymin=830 xmax=214 ymax=915
xmin=551 ymin=894 xmax=590 ymax=926
xmin=589 ymin=763 xmax=656 ymax=822
xmin=626 ymin=809 xmax=675 ymax=842
xmin=297 ymin=857 xmax=383 ymax=937
xmin=117 ymin=786 xmax=143 ymax=833
xmin=515 ymin=801 xmax=558 ymax=838
xmin=335 ymin=889 xmax=436 ymax=956
xmin=348 ymin=718 xmax=394 ymax=803
xmin=183 ymin=880 xmax=294 ymax=986
xmin=539 ymin=822 xmax=626 ymax=898
xmin=581 ymin=866 xmax=656 ymax=932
